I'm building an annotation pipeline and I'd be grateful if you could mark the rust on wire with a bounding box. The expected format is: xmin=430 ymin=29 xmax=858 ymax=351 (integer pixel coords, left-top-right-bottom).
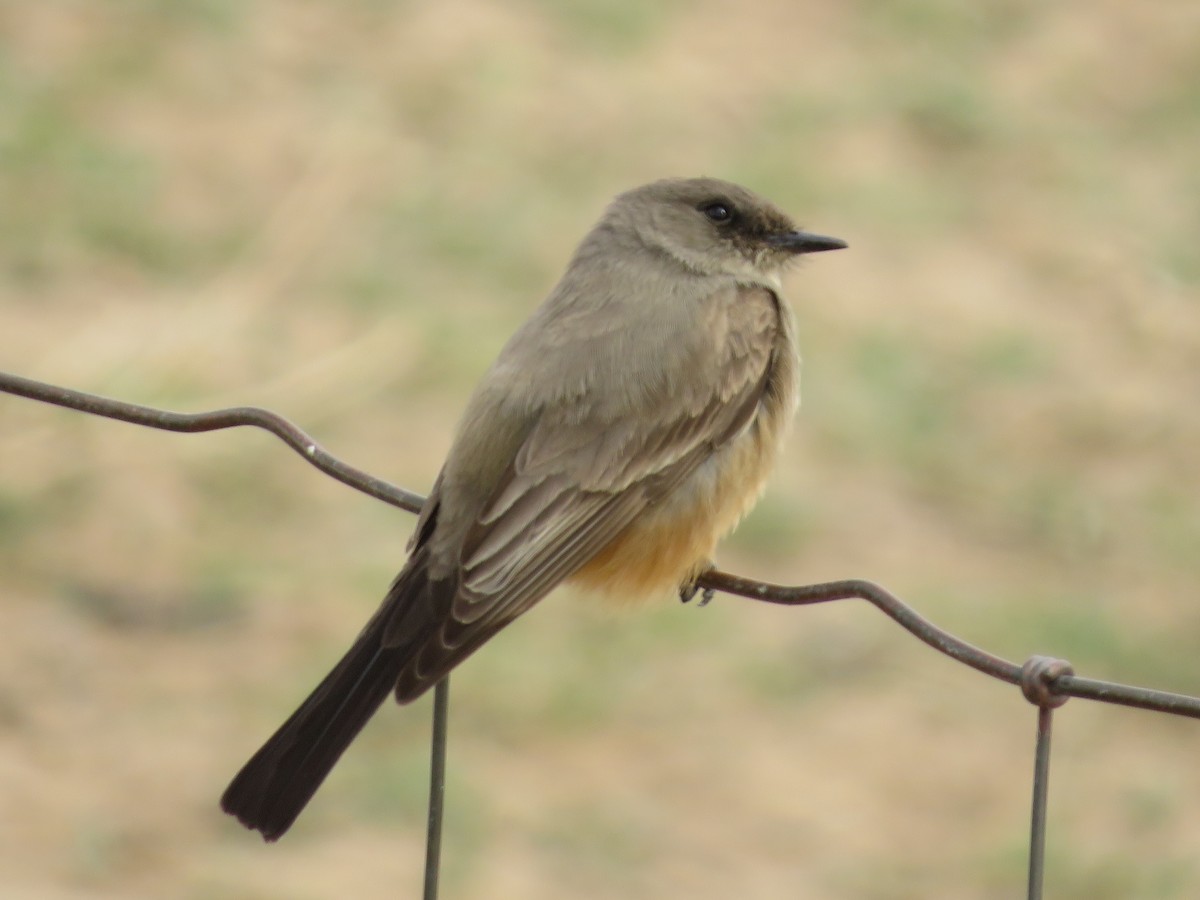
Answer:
xmin=1020 ymin=656 xmax=1074 ymax=709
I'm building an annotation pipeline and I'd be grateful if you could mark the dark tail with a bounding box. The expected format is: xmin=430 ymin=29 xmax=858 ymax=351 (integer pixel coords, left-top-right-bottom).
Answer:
xmin=221 ymin=560 xmax=439 ymax=841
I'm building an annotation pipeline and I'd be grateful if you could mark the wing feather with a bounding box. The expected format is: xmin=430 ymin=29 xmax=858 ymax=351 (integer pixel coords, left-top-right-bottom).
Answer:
xmin=390 ymin=284 xmax=783 ymax=699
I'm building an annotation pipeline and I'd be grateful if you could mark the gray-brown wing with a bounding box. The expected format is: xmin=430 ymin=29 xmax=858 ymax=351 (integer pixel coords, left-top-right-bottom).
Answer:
xmin=390 ymin=286 xmax=781 ymax=697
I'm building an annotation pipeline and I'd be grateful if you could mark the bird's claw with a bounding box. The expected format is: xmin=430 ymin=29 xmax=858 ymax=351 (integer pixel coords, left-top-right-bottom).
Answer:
xmin=679 ymin=565 xmax=717 ymax=606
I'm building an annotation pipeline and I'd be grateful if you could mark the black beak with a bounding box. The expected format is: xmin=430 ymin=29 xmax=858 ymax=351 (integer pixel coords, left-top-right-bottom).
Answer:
xmin=768 ymin=230 xmax=848 ymax=254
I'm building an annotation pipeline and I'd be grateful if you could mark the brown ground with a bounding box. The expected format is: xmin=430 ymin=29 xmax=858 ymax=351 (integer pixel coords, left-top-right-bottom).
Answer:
xmin=2 ymin=2 xmax=1199 ymax=898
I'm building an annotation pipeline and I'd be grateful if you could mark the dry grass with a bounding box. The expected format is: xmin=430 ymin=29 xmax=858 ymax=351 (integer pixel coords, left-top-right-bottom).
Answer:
xmin=2 ymin=2 xmax=1199 ymax=897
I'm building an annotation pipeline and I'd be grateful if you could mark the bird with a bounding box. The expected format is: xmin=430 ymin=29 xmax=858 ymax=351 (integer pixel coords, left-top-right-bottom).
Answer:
xmin=221 ymin=176 xmax=846 ymax=840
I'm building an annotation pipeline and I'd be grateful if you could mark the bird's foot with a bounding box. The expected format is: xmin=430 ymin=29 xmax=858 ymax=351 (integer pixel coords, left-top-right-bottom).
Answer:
xmin=679 ymin=562 xmax=717 ymax=606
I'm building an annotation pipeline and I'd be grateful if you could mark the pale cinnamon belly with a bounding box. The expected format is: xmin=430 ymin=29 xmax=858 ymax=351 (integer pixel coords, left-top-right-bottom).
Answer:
xmin=568 ymin=421 xmax=780 ymax=602
xmin=568 ymin=283 xmax=799 ymax=603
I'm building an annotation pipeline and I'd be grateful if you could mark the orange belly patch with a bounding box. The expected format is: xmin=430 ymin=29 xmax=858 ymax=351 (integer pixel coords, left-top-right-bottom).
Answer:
xmin=568 ymin=431 xmax=774 ymax=603
xmin=568 ymin=508 xmax=722 ymax=601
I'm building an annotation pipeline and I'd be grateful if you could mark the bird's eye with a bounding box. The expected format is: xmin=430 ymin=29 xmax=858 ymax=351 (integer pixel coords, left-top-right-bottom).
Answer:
xmin=702 ymin=202 xmax=733 ymax=223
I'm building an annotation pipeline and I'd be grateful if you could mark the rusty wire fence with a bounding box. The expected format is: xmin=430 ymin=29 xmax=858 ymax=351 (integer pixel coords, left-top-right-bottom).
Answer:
xmin=3 ymin=368 xmax=1199 ymax=900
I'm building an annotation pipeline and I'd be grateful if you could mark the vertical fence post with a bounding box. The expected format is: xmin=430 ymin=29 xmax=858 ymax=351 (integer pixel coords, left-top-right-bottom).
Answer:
xmin=1027 ymin=705 xmax=1055 ymax=900
xmin=423 ymin=676 xmax=451 ymax=900
xmin=1020 ymin=656 xmax=1073 ymax=900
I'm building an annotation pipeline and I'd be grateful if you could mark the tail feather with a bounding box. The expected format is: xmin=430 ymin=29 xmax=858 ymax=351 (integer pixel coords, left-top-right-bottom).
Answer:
xmin=221 ymin=560 xmax=439 ymax=841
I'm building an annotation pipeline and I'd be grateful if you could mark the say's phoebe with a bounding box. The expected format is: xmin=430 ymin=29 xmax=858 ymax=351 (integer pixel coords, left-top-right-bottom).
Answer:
xmin=221 ymin=177 xmax=846 ymax=840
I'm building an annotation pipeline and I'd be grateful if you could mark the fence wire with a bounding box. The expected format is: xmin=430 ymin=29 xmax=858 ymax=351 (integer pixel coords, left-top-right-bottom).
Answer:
xmin=3 ymin=368 xmax=1199 ymax=900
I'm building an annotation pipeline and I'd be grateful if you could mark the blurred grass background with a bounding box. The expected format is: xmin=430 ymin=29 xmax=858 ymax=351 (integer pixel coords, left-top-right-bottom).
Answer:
xmin=2 ymin=1 xmax=1199 ymax=897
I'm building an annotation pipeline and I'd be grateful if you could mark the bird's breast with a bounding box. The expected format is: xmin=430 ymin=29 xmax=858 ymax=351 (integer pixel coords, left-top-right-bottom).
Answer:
xmin=569 ymin=306 xmax=799 ymax=603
